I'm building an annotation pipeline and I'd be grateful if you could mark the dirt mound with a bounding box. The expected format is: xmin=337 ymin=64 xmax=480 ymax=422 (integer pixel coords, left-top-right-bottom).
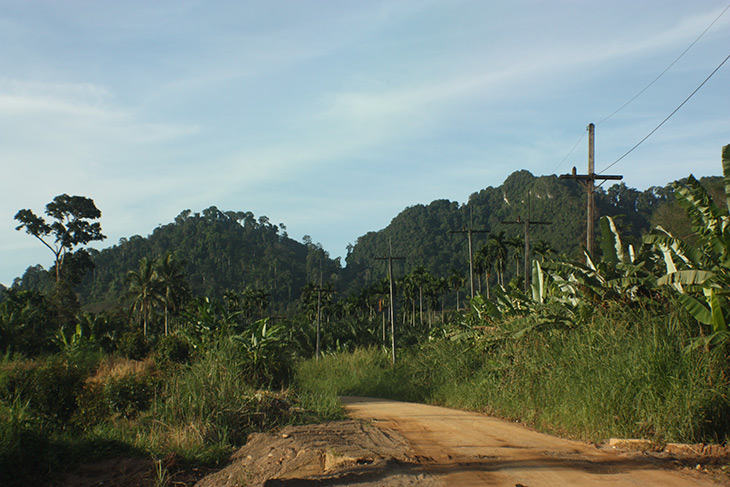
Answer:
xmin=194 ymin=420 xmax=441 ymax=487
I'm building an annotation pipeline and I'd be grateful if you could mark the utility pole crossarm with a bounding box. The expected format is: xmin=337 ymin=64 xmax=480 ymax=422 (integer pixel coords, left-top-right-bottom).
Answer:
xmin=501 ymin=219 xmax=552 ymax=225
xmin=500 ymin=190 xmax=553 ymax=291
xmin=558 ymin=123 xmax=623 ymax=258
xmin=559 ymin=174 xmax=623 ymax=182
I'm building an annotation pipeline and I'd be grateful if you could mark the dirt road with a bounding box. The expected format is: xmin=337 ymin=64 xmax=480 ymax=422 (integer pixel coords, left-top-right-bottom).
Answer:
xmin=342 ymin=396 xmax=725 ymax=487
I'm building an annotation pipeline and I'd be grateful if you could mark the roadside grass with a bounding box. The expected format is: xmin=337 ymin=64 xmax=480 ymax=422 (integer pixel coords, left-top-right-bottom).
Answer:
xmin=296 ymin=302 xmax=730 ymax=445
xmin=0 ymin=335 xmax=335 ymax=486
xmin=296 ymin=347 xmax=424 ymax=403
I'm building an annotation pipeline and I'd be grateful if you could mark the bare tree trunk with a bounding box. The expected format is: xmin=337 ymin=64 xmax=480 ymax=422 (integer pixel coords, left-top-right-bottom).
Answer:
xmin=419 ymin=287 xmax=423 ymax=327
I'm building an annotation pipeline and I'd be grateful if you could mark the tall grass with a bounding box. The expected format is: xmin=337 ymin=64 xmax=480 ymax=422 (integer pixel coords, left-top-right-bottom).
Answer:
xmin=154 ymin=338 xmax=297 ymax=450
xmin=0 ymin=334 xmax=332 ymax=485
xmin=296 ymin=302 xmax=730 ymax=444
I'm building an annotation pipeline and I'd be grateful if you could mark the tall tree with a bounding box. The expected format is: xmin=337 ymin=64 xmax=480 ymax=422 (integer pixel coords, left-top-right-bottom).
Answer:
xmin=127 ymin=257 xmax=161 ymax=336
xmin=487 ymin=231 xmax=508 ymax=287
xmin=15 ymin=194 xmax=105 ymax=283
xmin=448 ymin=268 xmax=466 ymax=310
xmin=533 ymin=239 xmax=553 ymax=262
xmin=474 ymin=244 xmax=496 ymax=299
xmin=156 ymin=252 xmax=190 ymax=335
xmin=508 ymin=235 xmax=524 ymax=276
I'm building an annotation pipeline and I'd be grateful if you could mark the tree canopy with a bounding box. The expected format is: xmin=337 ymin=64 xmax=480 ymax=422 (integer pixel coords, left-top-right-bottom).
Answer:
xmin=15 ymin=194 xmax=105 ymax=283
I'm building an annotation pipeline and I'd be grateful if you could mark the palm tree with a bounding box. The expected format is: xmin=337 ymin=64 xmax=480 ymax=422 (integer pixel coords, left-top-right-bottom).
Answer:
xmin=487 ymin=231 xmax=508 ymax=287
xmin=241 ymin=286 xmax=271 ymax=320
xmin=508 ymin=235 xmax=524 ymax=277
xmin=407 ymin=266 xmax=433 ymax=327
xmin=399 ymin=273 xmax=419 ymax=327
xmin=475 ymin=244 xmax=496 ymax=299
xmin=448 ymin=268 xmax=466 ymax=310
xmin=127 ymin=257 xmax=162 ymax=336
xmin=533 ymin=239 xmax=553 ymax=262
xmin=425 ymin=276 xmax=448 ymax=323
xmin=156 ymin=252 xmax=190 ymax=335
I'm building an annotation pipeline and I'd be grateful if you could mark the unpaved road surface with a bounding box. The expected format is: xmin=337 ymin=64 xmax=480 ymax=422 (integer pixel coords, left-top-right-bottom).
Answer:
xmin=342 ymin=396 xmax=727 ymax=486
xmin=58 ymin=397 xmax=729 ymax=486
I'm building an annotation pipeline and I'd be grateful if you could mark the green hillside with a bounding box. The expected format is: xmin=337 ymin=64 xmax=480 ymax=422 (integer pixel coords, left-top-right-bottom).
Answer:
xmin=10 ymin=171 xmax=722 ymax=312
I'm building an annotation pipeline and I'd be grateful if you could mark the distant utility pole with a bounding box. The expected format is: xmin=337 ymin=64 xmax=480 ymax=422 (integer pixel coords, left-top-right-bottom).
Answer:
xmin=374 ymin=239 xmax=405 ymax=365
xmin=501 ymin=190 xmax=552 ymax=291
xmin=450 ymin=210 xmax=489 ymax=299
xmin=559 ymin=123 xmax=622 ymax=258
xmin=313 ymin=269 xmax=333 ymax=360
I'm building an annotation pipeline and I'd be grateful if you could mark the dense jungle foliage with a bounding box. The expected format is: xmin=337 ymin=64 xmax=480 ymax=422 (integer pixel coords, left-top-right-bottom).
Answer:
xmin=2 ymin=146 xmax=729 ymax=485
xmin=9 ymin=170 xmax=724 ymax=313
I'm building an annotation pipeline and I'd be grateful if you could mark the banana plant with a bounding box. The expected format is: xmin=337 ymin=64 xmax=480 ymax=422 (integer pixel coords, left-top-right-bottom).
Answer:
xmin=645 ymin=145 xmax=730 ymax=343
xmin=232 ymin=318 xmax=290 ymax=385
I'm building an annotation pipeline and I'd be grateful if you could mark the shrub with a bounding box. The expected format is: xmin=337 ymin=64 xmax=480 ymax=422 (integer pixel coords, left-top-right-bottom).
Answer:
xmin=154 ymin=334 xmax=193 ymax=370
xmin=71 ymin=381 xmax=110 ymax=429
xmin=0 ymin=358 xmax=85 ymax=423
xmin=0 ymin=398 xmax=50 ymax=486
xmin=104 ymin=373 xmax=156 ymax=419
xmin=117 ymin=329 xmax=149 ymax=360
xmin=156 ymin=338 xmax=298 ymax=446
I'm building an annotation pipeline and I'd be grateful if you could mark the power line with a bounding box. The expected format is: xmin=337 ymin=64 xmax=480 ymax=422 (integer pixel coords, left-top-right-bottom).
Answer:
xmin=600 ymin=51 xmax=730 ymax=175
xmin=554 ymin=4 xmax=729 ymax=178
xmin=597 ymin=2 xmax=730 ymax=125
xmin=551 ymin=129 xmax=586 ymax=174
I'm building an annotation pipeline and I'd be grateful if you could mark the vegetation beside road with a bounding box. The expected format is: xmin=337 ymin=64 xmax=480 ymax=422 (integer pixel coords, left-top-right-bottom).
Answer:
xmin=2 ymin=146 xmax=730 ymax=485
xmin=297 ymin=299 xmax=730 ymax=444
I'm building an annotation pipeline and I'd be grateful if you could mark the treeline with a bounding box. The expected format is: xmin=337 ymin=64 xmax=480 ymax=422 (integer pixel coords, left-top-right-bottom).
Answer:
xmin=341 ymin=170 xmax=723 ymax=294
xmin=13 ymin=206 xmax=341 ymax=314
xmin=9 ymin=170 xmax=722 ymax=315
xmin=2 ymin=150 xmax=729 ymax=485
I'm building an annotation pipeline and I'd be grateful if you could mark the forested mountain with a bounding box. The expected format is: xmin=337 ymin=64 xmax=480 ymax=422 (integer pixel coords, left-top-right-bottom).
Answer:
xmin=11 ymin=170 xmax=722 ymax=311
xmin=340 ymin=170 xmax=716 ymax=293
xmin=14 ymin=206 xmax=341 ymax=312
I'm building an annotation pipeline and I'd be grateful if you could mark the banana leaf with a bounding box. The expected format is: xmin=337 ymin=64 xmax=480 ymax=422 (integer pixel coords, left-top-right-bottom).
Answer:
xmin=675 ymin=292 xmax=712 ymax=326
xmin=657 ymin=269 xmax=716 ymax=287
xmin=599 ymin=216 xmax=624 ymax=266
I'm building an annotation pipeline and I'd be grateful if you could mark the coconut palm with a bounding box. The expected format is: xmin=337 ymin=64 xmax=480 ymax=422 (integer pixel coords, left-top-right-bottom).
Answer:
xmin=508 ymin=235 xmax=524 ymax=277
xmin=155 ymin=252 xmax=190 ymax=335
xmin=533 ymin=239 xmax=553 ymax=262
xmin=127 ymin=257 xmax=162 ymax=336
xmin=448 ymin=268 xmax=466 ymax=310
xmin=474 ymin=244 xmax=496 ymax=299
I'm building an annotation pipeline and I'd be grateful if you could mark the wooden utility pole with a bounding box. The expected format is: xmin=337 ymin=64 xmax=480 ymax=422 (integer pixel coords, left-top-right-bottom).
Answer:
xmin=312 ymin=284 xmax=333 ymax=360
xmin=559 ymin=123 xmax=622 ymax=258
xmin=501 ymin=190 xmax=551 ymax=291
xmin=374 ymin=240 xmax=405 ymax=364
xmin=450 ymin=210 xmax=489 ymax=299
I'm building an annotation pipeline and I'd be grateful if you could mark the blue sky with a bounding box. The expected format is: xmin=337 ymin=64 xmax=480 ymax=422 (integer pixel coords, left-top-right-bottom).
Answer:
xmin=2 ymin=0 xmax=729 ymax=286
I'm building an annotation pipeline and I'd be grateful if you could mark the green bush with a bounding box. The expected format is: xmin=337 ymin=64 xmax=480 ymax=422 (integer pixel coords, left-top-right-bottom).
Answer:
xmin=296 ymin=347 xmax=421 ymax=401
xmin=72 ymin=381 xmax=110 ymax=429
xmin=117 ymin=329 xmax=149 ymax=360
xmin=154 ymin=333 xmax=193 ymax=370
xmin=0 ymin=399 xmax=51 ymax=486
xmin=157 ymin=337 xmax=298 ymax=445
xmin=104 ymin=373 xmax=156 ymax=419
xmin=0 ymin=358 xmax=85 ymax=423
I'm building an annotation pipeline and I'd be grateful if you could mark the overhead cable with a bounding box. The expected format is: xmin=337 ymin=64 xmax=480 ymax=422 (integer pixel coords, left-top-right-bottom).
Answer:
xmin=597 ymin=2 xmax=730 ymax=125
xmin=599 ymin=52 xmax=730 ymax=174
xmin=552 ymin=130 xmax=586 ymax=174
